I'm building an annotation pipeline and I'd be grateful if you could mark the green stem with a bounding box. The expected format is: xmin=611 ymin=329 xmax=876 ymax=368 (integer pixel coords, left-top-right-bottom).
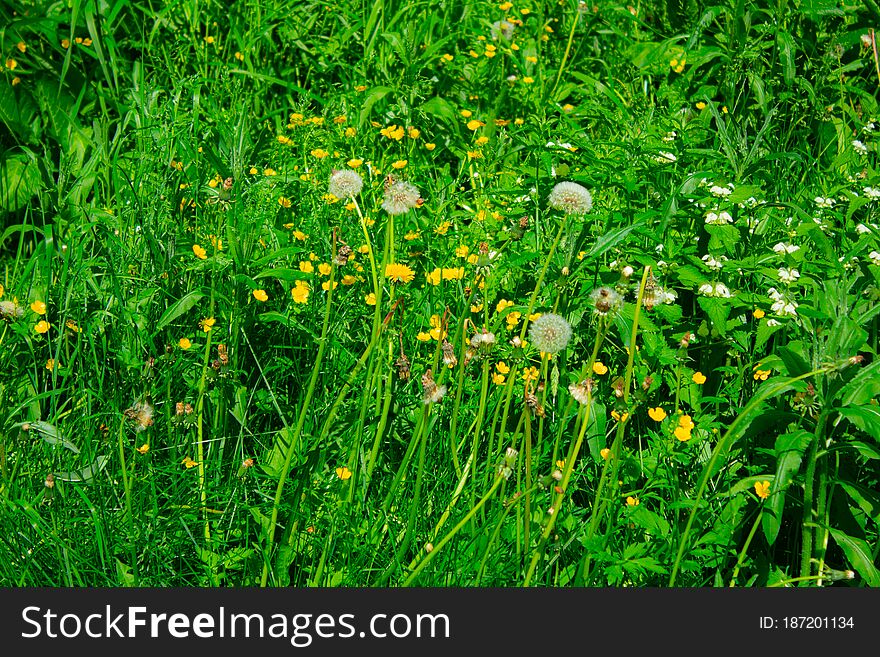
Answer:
xmin=260 ymin=235 xmax=337 ymax=587
xmin=403 ymin=475 xmax=505 ymax=587
xmin=729 ymin=503 xmax=764 ymax=586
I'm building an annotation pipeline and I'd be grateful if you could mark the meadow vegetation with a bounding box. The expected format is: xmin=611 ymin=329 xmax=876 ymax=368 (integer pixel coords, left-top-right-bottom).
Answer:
xmin=1 ymin=0 xmax=879 ymax=587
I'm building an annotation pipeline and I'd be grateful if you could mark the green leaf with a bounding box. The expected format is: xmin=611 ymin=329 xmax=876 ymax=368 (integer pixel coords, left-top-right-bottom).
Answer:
xmin=697 ymin=297 xmax=731 ymax=335
xmin=15 ymin=421 xmax=80 ymax=454
xmin=838 ymin=405 xmax=880 ymax=443
xmin=55 ymin=455 xmax=110 ymax=483
xmin=777 ymin=343 xmax=812 ymax=377
xmin=628 ymin=506 xmax=670 ymax=537
xmin=762 ymin=430 xmax=812 ymax=545
xmin=153 ymin=290 xmax=205 ymax=335
xmin=837 ymin=481 xmax=880 ymax=525
xmin=358 ymin=85 xmax=393 ymax=127
xmin=837 ymin=360 xmax=880 ymax=406
xmin=776 ymin=31 xmax=796 ymax=85
xmin=419 ymin=96 xmax=458 ymax=126
xmin=1 ymin=154 xmax=43 ymax=214
xmin=828 ymin=528 xmax=880 ymax=586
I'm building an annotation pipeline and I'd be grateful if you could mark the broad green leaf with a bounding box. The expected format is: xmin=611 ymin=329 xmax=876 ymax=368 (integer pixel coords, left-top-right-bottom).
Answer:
xmin=776 ymin=31 xmax=796 ymax=85
xmin=838 ymin=405 xmax=880 ymax=442
xmin=828 ymin=528 xmax=880 ymax=587
xmin=777 ymin=343 xmax=812 ymax=377
xmin=153 ymin=290 xmax=205 ymax=335
xmin=697 ymin=297 xmax=731 ymax=335
xmin=1 ymin=155 xmax=43 ymax=213
xmin=15 ymin=421 xmax=80 ymax=454
xmin=837 ymin=481 xmax=880 ymax=525
xmin=762 ymin=430 xmax=812 ymax=545
xmin=837 ymin=360 xmax=880 ymax=406
xmin=56 ymin=455 xmax=110 ymax=483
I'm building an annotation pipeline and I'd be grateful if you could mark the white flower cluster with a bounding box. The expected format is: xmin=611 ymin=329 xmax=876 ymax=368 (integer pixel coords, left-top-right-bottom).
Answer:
xmin=853 ymin=139 xmax=868 ymax=155
xmin=705 ymin=209 xmax=733 ymax=225
xmin=869 ymin=250 xmax=880 ymax=266
xmin=768 ymin=287 xmax=798 ymax=317
xmin=701 ymin=254 xmax=727 ymax=271
xmin=709 ymin=184 xmax=734 ymax=198
xmin=778 ymin=267 xmax=800 ymax=284
xmin=698 ymin=282 xmax=732 ymax=298
xmin=814 ymin=196 xmax=836 ymax=209
xmin=856 ymin=222 xmax=878 ymax=234
xmin=655 ymin=151 xmax=677 ymax=163
xmin=773 ymin=242 xmax=800 ymax=255
xmin=864 ymin=187 xmax=880 ymax=199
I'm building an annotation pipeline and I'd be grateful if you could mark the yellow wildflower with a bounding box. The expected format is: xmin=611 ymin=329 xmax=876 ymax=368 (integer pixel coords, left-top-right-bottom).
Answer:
xmin=755 ymin=481 xmax=771 ymax=499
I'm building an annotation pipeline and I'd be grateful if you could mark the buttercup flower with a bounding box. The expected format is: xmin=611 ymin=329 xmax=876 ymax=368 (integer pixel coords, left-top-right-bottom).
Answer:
xmin=755 ymin=481 xmax=771 ymax=499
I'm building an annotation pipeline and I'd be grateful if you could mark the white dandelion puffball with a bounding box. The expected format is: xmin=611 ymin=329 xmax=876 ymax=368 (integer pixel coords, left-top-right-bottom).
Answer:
xmin=528 ymin=313 xmax=572 ymax=354
xmin=382 ymin=181 xmax=421 ymax=215
xmin=328 ymin=169 xmax=363 ymax=199
xmin=548 ymin=181 xmax=593 ymax=215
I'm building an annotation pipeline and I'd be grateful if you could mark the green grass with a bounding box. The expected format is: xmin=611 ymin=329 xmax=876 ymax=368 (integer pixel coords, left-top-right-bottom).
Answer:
xmin=1 ymin=0 xmax=879 ymax=587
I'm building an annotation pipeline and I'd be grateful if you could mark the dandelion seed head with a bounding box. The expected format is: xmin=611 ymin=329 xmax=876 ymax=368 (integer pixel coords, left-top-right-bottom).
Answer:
xmin=382 ymin=181 xmax=422 ymax=215
xmin=548 ymin=181 xmax=592 ymax=215
xmin=527 ymin=313 xmax=572 ymax=354
xmin=328 ymin=169 xmax=364 ymax=199
xmin=589 ymin=286 xmax=623 ymax=317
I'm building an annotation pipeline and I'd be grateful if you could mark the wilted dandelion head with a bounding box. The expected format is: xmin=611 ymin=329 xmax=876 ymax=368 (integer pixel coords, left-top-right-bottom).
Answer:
xmin=589 ymin=286 xmax=623 ymax=318
xmin=0 ymin=300 xmax=24 ymax=320
xmin=548 ymin=181 xmax=592 ymax=215
xmin=528 ymin=313 xmax=572 ymax=354
xmin=568 ymin=379 xmax=593 ymax=405
xmin=328 ymin=169 xmax=363 ymax=199
xmin=124 ymin=400 xmax=154 ymax=432
xmin=421 ymin=369 xmax=447 ymax=405
xmin=382 ymin=181 xmax=421 ymax=215
xmin=490 ymin=20 xmax=515 ymax=41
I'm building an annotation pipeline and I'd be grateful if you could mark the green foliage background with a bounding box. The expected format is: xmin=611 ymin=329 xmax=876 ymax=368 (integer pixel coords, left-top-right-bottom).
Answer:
xmin=1 ymin=0 xmax=879 ymax=587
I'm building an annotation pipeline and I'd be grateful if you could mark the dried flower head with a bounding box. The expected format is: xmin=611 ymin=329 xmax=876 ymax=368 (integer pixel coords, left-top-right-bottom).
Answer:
xmin=0 ymin=299 xmax=24 ymax=320
xmin=568 ymin=379 xmax=593 ymax=405
xmin=548 ymin=181 xmax=593 ymax=215
xmin=124 ymin=400 xmax=154 ymax=432
xmin=528 ymin=313 xmax=572 ymax=354
xmin=421 ymin=369 xmax=447 ymax=404
xmin=382 ymin=180 xmax=422 ymax=215
xmin=589 ymin=286 xmax=623 ymax=318
xmin=328 ymin=169 xmax=364 ymax=199
xmin=395 ymin=353 xmax=411 ymax=381
xmin=441 ymin=340 xmax=458 ymax=367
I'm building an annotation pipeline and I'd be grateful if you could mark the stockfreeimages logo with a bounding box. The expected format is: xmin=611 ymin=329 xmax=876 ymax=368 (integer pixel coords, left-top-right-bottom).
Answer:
xmin=21 ymin=606 xmax=451 ymax=647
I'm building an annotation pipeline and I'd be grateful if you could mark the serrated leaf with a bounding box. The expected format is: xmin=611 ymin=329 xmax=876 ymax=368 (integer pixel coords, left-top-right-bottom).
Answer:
xmin=762 ymin=430 xmax=813 ymax=545
xmin=837 ymin=360 xmax=880 ymax=406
